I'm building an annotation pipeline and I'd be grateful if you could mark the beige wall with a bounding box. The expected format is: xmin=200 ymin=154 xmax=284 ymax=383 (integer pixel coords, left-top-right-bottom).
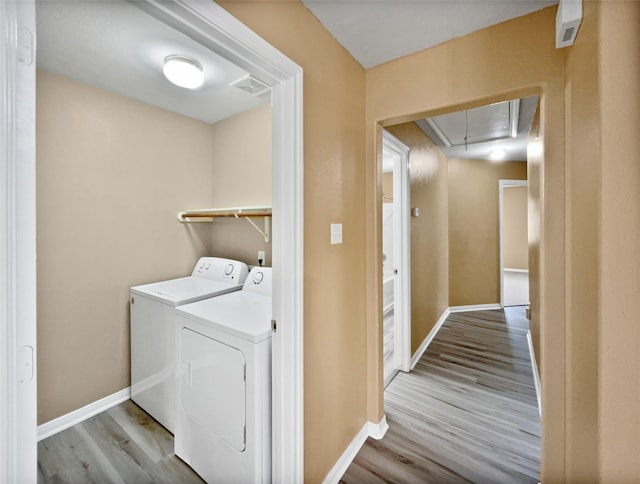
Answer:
xmin=560 ymin=2 xmax=640 ymax=478
xmin=36 ymin=2 xmax=640 ymax=481
xmin=386 ymin=123 xmax=449 ymax=354
xmin=36 ymin=70 xmax=273 ymax=425
xmin=448 ymin=159 xmax=527 ymax=306
xmin=564 ymin=3 xmax=600 ymax=475
xmin=36 ymin=70 xmax=213 ymax=423
xmin=217 ymin=3 xmax=367 ymax=482
xmin=209 ymin=103 xmax=272 ymax=266
xmin=210 ymin=103 xmax=271 ymax=207
xmin=503 ymin=186 xmax=528 ymax=270
xmin=597 ymin=2 xmax=640 ymax=479
xmin=365 ymin=7 xmax=567 ymax=479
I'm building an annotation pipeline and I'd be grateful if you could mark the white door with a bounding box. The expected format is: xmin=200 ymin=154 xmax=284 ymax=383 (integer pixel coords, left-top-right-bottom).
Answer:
xmin=499 ymin=180 xmax=529 ymax=307
xmin=381 ymin=130 xmax=410 ymax=385
xmin=0 ymin=0 xmax=38 ymax=481
xmin=180 ymin=328 xmax=246 ymax=451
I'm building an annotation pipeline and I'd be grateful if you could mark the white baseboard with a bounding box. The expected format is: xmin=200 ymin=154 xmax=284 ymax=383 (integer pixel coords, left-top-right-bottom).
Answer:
xmin=527 ymin=331 xmax=542 ymax=417
xmin=322 ymin=415 xmax=388 ymax=484
xmin=411 ymin=308 xmax=450 ymax=370
xmin=448 ymin=303 xmax=502 ymax=313
xmin=37 ymin=387 xmax=131 ymax=441
xmin=367 ymin=414 xmax=388 ymax=440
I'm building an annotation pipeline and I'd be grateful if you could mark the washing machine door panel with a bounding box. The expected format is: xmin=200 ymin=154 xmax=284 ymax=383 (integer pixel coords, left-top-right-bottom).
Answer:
xmin=180 ymin=328 xmax=246 ymax=451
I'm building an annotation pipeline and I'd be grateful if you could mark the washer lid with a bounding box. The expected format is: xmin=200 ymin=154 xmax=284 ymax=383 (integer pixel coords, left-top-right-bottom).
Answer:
xmin=131 ymin=277 xmax=243 ymax=306
xmin=177 ymin=292 xmax=272 ymax=343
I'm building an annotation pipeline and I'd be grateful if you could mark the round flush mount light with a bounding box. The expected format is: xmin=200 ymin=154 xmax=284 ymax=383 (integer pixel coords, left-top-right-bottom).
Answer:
xmin=163 ymin=55 xmax=204 ymax=89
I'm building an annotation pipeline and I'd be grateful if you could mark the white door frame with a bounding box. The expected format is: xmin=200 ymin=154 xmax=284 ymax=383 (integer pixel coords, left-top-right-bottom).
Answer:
xmin=3 ymin=1 xmax=305 ymax=481
xmin=1 ymin=0 xmax=38 ymax=481
xmin=382 ymin=130 xmax=411 ymax=373
xmin=499 ymin=179 xmax=528 ymax=308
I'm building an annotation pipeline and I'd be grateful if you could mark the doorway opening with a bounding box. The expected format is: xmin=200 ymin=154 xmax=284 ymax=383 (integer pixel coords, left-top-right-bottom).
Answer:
xmin=381 ymin=130 xmax=410 ymax=388
xmin=371 ymin=95 xmax=541 ymax=480
xmin=2 ymin=0 xmax=303 ymax=481
xmin=500 ymin=180 xmax=530 ymax=308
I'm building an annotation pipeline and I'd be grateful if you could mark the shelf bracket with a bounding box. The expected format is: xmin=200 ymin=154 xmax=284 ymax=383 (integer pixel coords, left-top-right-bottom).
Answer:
xmin=240 ymin=214 xmax=270 ymax=243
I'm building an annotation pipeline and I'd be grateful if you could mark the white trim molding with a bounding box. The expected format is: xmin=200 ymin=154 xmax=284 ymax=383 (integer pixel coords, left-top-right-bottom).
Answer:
xmin=1 ymin=0 xmax=37 ymax=481
xmin=449 ymin=303 xmax=502 ymax=313
xmin=367 ymin=415 xmax=389 ymax=440
xmin=37 ymin=388 xmax=131 ymax=442
xmin=322 ymin=416 xmax=389 ymax=484
xmin=129 ymin=2 xmax=305 ymax=481
xmin=411 ymin=308 xmax=450 ymax=369
xmin=527 ymin=330 xmax=542 ymax=417
xmin=382 ymin=130 xmax=411 ymax=373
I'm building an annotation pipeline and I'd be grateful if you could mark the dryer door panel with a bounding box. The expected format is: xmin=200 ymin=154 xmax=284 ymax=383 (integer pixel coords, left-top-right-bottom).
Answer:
xmin=180 ymin=328 xmax=246 ymax=451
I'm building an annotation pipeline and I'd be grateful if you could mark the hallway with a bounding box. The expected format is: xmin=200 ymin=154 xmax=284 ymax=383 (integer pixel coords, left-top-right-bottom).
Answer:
xmin=341 ymin=308 xmax=540 ymax=483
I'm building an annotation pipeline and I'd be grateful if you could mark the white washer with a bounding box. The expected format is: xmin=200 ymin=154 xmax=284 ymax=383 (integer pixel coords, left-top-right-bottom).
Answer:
xmin=175 ymin=267 xmax=272 ymax=483
xmin=130 ymin=257 xmax=249 ymax=433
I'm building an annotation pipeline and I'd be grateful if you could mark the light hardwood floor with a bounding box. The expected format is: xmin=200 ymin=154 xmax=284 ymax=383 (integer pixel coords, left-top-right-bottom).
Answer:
xmin=383 ymin=309 xmax=396 ymax=387
xmin=38 ymin=308 xmax=538 ymax=483
xmin=341 ymin=307 xmax=540 ymax=483
xmin=38 ymin=400 xmax=203 ymax=483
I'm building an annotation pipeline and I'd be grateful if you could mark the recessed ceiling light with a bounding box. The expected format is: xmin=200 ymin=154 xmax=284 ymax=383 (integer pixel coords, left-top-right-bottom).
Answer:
xmin=163 ymin=55 xmax=204 ymax=89
xmin=489 ymin=148 xmax=506 ymax=161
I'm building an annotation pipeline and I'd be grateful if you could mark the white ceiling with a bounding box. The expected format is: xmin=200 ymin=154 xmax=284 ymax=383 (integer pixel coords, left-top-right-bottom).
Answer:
xmin=302 ymin=0 xmax=558 ymax=69
xmin=36 ymin=0 xmax=270 ymax=125
xmin=36 ymin=0 xmax=549 ymax=159
xmin=301 ymin=1 xmax=549 ymax=162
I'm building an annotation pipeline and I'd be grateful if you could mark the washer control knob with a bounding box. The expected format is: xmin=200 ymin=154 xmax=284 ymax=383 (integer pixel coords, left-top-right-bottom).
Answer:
xmin=225 ymin=264 xmax=235 ymax=276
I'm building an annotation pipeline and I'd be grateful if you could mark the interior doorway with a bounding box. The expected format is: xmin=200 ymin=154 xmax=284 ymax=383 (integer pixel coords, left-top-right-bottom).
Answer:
xmin=499 ymin=180 xmax=529 ymax=307
xmin=381 ymin=130 xmax=411 ymax=387
xmin=2 ymin=0 xmax=303 ymax=481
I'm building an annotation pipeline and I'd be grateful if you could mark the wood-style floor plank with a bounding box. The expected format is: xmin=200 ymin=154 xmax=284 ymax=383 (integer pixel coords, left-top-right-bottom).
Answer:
xmin=38 ymin=400 xmax=204 ymax=484
xmin=340 ymin=307 xmax=540 ymax=484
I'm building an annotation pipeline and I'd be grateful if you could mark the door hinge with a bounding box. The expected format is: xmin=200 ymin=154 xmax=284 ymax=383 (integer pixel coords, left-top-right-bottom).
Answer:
xmin=271 ymin=319 xmax=277 ymax=332
xmin=18 ymin=26 xmax=34 ymax=66
xmin=18 ymin=345 xmax=34 ymax=383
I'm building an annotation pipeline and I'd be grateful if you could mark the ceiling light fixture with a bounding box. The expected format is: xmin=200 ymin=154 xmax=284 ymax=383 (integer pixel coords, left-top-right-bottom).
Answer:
xmin=489 ymin=148 xmax=506 ymax=161
xmin=163 ymin=55 xmax=204 ymax=89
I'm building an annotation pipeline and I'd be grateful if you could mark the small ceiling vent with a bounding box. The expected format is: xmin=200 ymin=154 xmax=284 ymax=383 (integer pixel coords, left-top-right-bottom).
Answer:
xmin=230 ymin=75 xmax=270 ymax=96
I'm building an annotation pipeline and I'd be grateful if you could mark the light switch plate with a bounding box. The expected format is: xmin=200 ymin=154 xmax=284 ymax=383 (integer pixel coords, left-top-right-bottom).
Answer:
xmin=331 ymin=223 xmax=342 ymax=245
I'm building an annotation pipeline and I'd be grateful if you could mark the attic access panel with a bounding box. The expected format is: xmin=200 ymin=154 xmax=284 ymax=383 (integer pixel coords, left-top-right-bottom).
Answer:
xmin=420 ymin=100 xmax=518 ymax=147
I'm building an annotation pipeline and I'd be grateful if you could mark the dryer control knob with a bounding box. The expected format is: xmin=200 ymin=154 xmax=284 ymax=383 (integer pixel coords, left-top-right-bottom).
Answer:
xmin=252 ymin=271 xmax=264 ymax=284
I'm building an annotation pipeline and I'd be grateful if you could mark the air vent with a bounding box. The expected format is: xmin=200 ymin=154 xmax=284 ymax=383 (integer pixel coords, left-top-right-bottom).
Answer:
xmin=229 ymin=75 xmax=270 ymax=96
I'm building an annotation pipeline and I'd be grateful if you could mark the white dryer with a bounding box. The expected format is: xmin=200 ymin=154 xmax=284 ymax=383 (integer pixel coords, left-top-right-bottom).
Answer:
xmin=175 ymin=266 xmax=272 ymax=483
xmin=130 ymin=257 xmax=248 ymax=433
